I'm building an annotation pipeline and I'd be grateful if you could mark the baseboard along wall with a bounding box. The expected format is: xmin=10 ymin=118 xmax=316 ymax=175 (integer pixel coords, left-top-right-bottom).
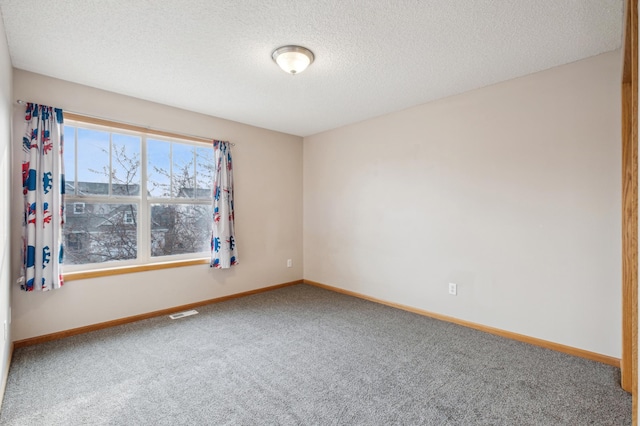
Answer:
xmin=12 ymin=281 xmax=302 ymax=349
xmin=302 ymin=279 xmax=620 ymax=368
xmin=11 ymin=278 xmax=620 ymax=368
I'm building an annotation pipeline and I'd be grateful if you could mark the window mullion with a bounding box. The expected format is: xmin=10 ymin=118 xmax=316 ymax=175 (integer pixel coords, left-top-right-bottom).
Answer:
xmin=66 ymin=195 xmax=138 ymax=203
xmin=169 ymin=142 xmax=174 ymax=198
xmin=73 ymin=127 xmax=78 ymax=196
xmin=147 ymin=198 xmax=210 ymax=205
xmin=108 ymin=132 xmax=113 ymax=196
xmin=193 ymin=146 xmax=197 ymax=200
xmin=140 ymin=135 xmax=150 ymax=263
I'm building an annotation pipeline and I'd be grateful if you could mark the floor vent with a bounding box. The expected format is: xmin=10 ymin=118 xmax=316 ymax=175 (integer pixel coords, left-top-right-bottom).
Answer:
xmin=169 ymin=310 xmax=199 ymax=320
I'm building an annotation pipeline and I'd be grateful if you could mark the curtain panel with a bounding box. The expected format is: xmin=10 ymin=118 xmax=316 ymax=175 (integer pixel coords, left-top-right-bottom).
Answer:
xmin=210 ymin=140 xmax=238 ymax=269
xmin=20 ymin=103 xmax=65 ymax=291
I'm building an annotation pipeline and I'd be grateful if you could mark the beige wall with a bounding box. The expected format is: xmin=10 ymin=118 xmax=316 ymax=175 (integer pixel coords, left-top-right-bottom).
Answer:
xmin=10 ymin=70 xmax=303 ymax=341
xmin=5 ymin=50 xmax=625 ymax=360
xmin=304 ymin=51 xmax=622 ymax=358
xmin=0 ymin=15 xmax=12 ymax=401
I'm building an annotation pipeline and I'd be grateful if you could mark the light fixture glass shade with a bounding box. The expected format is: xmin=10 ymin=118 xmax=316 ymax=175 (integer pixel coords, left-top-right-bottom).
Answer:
xmin=272 ymin=45 xmax=314 ymax=74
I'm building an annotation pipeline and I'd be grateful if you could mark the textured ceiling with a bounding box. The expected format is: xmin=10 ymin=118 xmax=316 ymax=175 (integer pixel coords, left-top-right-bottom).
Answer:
xmin=0 ymin=0 xmax=624 ymax=137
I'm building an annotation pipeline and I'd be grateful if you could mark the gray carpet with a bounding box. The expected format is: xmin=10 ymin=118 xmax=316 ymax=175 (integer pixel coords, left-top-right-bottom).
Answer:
xmin=0 ymin=284 xmax=631 ymax=425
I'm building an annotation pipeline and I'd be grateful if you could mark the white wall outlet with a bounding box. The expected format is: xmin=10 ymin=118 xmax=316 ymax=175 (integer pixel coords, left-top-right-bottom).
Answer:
xmin=287 ymin=259 xmax=292 ymax=268
xmin=448 ymin=283 xmax=457 ymax=296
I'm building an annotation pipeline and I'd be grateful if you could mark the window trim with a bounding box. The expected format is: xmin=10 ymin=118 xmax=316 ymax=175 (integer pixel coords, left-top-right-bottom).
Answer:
xmin=63 ymin=113 xmax=214 ymax=274
xmin=64 ymin=258 xmax=210 ymax=282
xmin=64 ymin=113 xmax=213 ymax=145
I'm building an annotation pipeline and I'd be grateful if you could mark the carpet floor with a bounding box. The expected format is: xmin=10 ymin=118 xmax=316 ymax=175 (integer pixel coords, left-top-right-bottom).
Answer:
xmin=0 ymin=284 xmax=632 ymax=425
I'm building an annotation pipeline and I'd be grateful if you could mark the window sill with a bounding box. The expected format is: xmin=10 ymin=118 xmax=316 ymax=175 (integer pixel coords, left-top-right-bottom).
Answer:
xmin=64 ymin=258 xmax=210 ymax=282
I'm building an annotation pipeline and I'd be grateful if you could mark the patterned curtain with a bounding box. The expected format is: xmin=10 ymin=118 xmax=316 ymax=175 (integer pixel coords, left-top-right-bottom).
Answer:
xmin=20 ymin=103 xmax=65 ymax=291
xmin=210 ymin=140 xmax=238 ymax=269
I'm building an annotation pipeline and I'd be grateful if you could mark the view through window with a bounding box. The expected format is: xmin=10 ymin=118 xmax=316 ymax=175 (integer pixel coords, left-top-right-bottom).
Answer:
xmin=63 ymin=120 xmax=214 ymax=269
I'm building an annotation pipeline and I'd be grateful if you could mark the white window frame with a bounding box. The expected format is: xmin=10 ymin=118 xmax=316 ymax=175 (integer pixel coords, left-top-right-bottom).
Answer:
xmin=64 ymin=119 xmax=213 ymax=273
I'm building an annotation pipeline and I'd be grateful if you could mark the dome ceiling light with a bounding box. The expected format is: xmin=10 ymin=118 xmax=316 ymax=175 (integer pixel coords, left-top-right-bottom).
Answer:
xmin=272 ymin=45 xmax=314 ymax=75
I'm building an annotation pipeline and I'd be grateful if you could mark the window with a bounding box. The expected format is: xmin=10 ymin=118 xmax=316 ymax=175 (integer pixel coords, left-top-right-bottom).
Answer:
xmin=66 ymin=233 xmax=83 ymax=251
xmin=73 ymin=202 xmax=85 ymax=214
xmin=123 ymin=211 xmax=135 ymax=225
xmin=63 ymin=119 xmax=214 ymax=270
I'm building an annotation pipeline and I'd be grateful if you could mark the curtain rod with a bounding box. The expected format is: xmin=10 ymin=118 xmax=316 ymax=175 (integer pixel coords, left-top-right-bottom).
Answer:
xmin=15 ymin=99 xmax=235 ymax=146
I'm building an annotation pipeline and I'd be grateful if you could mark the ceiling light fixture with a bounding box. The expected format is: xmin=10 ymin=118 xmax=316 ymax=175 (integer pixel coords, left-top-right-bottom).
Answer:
xmin=272 ymin=45 xmax=314 ymax=75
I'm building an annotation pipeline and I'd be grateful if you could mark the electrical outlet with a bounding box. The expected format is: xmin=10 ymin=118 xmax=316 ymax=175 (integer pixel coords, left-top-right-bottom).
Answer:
xmin=287 ymin=259 xmax=292 ymax=268
xmin=448 ymin=283 xmax=457 ymax=296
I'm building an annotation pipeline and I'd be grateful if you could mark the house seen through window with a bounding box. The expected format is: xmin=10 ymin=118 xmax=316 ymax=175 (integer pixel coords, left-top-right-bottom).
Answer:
xmin=63 ymin=120 xmax=214 ymax=269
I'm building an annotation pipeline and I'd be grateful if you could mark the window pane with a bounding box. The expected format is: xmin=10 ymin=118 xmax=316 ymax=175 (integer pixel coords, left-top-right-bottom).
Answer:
xmin=111 ymin=133 xmax=141 ymax=196
xmin=147 ymin=139 xmax=171 ymax=198
xmin=64 ymin=203 xmax=138 ymax=265
xmin=63 ymin=125 xmax=76 ymax=195
xmin=150 ymin=204 xmax=212 ymax=257
xmin=195 ymin=147 xmax=214 ymax=199
xmin=77 ymin=128 xmax=110 ymax=195
xmin=172 ymin=143 xmax=195 ymax=198
xmin=65 ymin=122 xmax=216 ymax=268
